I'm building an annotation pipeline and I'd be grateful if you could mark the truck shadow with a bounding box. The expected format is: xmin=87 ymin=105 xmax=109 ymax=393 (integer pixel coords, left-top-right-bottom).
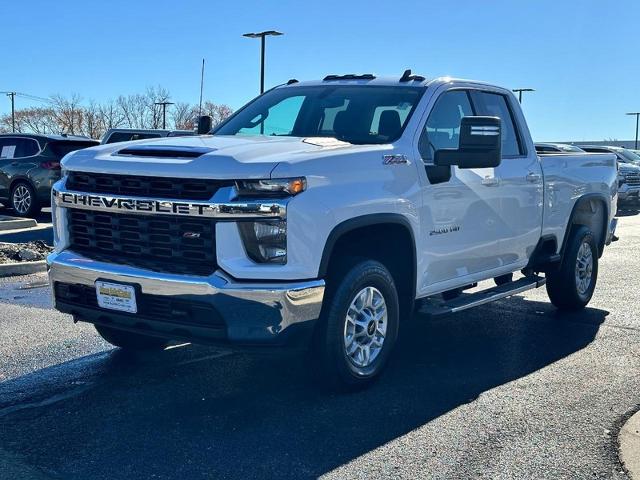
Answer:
xmin=0 ymin=295 xmax=607 ymax=480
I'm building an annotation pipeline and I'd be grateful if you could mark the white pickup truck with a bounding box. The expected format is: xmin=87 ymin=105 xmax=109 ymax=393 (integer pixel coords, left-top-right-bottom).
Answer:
xmin=48 ymin=72 xmax=618 ymax=389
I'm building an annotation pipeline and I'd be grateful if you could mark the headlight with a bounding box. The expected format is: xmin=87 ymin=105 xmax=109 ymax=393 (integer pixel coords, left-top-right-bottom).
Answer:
xmin=238 ymin=220 xmax=287 ymax=264
xmin=235 ymin=177 xmax=306 ymax=197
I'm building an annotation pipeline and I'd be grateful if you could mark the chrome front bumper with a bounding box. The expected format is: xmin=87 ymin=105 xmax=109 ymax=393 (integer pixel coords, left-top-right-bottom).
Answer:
xmin=47 ymin=250 xmax=325 ymax=346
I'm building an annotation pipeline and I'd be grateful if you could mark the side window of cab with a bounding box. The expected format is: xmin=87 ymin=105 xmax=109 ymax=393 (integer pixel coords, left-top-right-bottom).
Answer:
xmin=469 ymin=91 xmax=523 ymax=157
xmin=418 ymin=90 xmax=473 ymax=163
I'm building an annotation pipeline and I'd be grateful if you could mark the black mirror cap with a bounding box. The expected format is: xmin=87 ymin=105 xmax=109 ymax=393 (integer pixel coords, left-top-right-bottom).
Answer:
xmin=197 ymin=115 xmax=213 ymax=134
xmin=460 ymin=116 xmax=501 ymax=152
xmin=434 ymin=116 xmax=502 ymax=169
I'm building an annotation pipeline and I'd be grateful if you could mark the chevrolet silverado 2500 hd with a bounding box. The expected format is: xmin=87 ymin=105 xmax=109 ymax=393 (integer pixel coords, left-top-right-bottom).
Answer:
xmin=48 ymin=72 xmax=618 ymax=389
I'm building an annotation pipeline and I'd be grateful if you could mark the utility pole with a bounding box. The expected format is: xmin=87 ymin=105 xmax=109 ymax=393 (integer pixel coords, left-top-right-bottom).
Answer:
xmin=6 ymin=92 xmax=16 ymax=132
xmin=154 ymin=101 xmax=174 ymax=129
xmin=512 ymin=88 xmax=535 ymax=104
xmin=626 ymin=112 xmax=640 ymax=150
xmin=242 ymin=30 xmax=284 ymax=94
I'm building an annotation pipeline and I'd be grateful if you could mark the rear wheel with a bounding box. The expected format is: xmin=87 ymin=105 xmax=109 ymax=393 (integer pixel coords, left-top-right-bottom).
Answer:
xmin=95 ymin=325 xmax=168 ymax=351
xmin=313 ymin=259 xmax=399 ymax=390
xmin=10 ymin=181 xmax=40 ymax=218
xmin=546 ymin=226 xmax=598 ymax=311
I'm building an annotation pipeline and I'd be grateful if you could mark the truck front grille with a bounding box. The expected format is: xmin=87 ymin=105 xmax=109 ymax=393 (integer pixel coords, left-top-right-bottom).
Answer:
xmin=67 ymin=209 xmax=217 ymax=276
xmin=624 ymin=173 xmax=640 ymax=186
xmin=66 ymin=172 xmax=231 ymax=200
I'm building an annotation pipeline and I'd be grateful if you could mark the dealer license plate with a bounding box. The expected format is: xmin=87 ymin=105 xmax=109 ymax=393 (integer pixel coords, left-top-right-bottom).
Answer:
xmin=95 ymin=281 xmax=137 ymax=314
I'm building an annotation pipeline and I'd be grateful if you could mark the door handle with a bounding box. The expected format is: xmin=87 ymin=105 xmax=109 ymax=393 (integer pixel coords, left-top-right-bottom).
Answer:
xmin=481 ymin=176 xmax=500 ymax=187
xmin=526 ymin=172 xmax=541 ymax=183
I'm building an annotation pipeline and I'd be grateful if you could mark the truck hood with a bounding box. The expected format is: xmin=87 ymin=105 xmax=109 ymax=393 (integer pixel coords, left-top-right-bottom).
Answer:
xmin=61 ymin=135 xmax=356 ymax=180
xmin=619 ymin=163 xmax=640 ymax=174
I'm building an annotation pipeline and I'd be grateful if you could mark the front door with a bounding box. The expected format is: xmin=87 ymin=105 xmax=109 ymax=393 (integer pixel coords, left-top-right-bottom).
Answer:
xmin=416 ymin=89 xmax=504 ymax=294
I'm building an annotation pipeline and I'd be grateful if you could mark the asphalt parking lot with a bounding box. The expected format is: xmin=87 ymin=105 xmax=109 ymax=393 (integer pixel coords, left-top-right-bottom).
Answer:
xmin=0 ymin=211 xmax=639 ymax=480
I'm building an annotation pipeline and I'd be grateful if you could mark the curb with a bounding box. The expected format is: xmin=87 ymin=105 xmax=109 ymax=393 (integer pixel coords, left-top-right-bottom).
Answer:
xmin=620 ymin=410 xmax=640 ymax=479
xmin=0 ymin=215 xmax=37 ymax=232
xmin=0 ymin=260 xmax=47 ymax=278
xmin=0 ymin=225 xmax=53 ymax=246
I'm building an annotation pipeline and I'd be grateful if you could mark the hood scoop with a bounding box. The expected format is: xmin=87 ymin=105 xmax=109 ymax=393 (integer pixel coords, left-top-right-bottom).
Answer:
xmin=115 ymin=145 xmax=214 ymax=159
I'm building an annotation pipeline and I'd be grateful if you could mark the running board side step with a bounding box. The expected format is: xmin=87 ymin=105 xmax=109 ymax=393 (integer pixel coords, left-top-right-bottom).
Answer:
xmin=419 ymin=275 xmax=546 ymax=317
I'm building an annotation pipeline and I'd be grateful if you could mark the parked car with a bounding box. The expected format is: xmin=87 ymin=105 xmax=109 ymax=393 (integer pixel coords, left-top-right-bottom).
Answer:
xmin=534 ymin=143 xmax=585 ymax=153
xmin=49 ymin=72 xmax=618 ymax=389
xmin=0 ymin=134 xmax=98 ymax=217
xmin=101 ymin=128 xmax=195 ymax=144
xmin=580 ymin=145 xmax=640 ymax=206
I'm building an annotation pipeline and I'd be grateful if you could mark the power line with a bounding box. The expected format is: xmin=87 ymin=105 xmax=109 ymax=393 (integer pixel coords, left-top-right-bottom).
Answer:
xmin=0 ymin=91 xmax=52 ymax=104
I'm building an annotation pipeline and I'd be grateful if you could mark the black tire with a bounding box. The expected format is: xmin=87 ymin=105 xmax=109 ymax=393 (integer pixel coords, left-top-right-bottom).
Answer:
xmin=546 ymin=226 xmax=598 ymax=311
xmin=313 ymin=259 xmax=399 ymax=391
xmin=95 ymin=325 xmax=168 ymax=351
xmin=494 ymin=273 xmax=513 ymax=286
xmin=10 ymin=181 xmax=41 ymax=218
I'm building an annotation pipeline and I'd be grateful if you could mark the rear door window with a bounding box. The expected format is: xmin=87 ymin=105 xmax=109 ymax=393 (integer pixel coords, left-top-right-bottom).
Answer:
xmin=470 ymin=91 xmax=523 ymax=156
xmin=0 ymin=138 xmax=40 ymax=159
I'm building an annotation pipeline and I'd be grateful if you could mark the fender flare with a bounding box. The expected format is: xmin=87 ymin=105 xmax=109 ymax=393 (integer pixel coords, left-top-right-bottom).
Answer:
xmin=318 ymin=213 xmax=417 ymax=294
xmin=559 ymin=193 xmax=610 ymax=258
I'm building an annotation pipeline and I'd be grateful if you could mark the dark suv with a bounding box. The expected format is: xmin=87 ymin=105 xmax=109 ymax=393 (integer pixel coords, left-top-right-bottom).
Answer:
xmin=0 ymin=134 xmax=99 ymax=217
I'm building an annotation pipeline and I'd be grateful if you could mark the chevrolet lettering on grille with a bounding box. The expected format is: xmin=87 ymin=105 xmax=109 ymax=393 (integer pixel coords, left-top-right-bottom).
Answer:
xmin=52 ymin=188 xmax=287 ymax=219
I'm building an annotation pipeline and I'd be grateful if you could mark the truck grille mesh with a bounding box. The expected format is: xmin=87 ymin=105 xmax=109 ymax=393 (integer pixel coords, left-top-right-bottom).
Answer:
xmin=67 ymin=209 xmax=217 ymax=276
xmin=624 ymin=173 xmax=640 ymax=186
xmin=66 ymin=172 xmax=231 ymax=200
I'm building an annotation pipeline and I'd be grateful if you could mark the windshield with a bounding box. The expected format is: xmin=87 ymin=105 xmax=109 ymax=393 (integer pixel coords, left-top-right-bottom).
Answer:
xmin=616 ymin=148 xmax=640 ymax=164
xmin=215 ymin=85 xmax=425 ymax=145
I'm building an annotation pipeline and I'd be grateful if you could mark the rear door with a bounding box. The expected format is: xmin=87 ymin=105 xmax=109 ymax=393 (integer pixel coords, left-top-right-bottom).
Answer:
xmin=470 ymin=90 xmax=543 ymax=268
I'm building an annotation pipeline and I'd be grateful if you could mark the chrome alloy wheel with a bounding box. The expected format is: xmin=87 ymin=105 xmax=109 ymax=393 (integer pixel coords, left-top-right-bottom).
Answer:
xmin=575 ymin=241 xmax=593 ymax=296
xmin=12 ymin=185 xmax=32 ymax=215
xmin=343 ymin=286 xmax=388 ymax=369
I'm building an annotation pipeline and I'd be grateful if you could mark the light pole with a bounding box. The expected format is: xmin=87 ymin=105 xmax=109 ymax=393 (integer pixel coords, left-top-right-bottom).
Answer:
xmin=626 ymin=112 xmax=640 ymax=150
xmin=513 ymin=88 xmax=535 ymax=104
xmin=154 ymin=101 xmax=174 ymax=129
xmin=242 ymin=30 xmax=283 ymax=94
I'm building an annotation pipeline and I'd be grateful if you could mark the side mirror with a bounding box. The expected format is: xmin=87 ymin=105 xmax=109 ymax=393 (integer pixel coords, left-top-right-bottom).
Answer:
xmin=434 ymin=116 xmax=502 ymax=169
xmin=197 ymin=115 xmax=212 ymax=134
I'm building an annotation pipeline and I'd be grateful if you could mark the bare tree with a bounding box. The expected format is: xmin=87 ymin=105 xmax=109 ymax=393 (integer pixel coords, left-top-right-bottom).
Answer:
xmin=51 ymin=94 xmax=84 ymax=135
xmin=82 ymin=101 xmax=105 ymax=139
xmin=98 ymin=98 xmax=126 ymax=131
xmin=172 ymin=102 xmax=197 ymax=130
xmin=0 ymin=86 xmax=233 ymax=137
xmin=202 ymin=101 xmax=233 ymax=128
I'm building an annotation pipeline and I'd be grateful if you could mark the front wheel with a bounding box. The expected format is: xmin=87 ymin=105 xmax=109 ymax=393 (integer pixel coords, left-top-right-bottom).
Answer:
xmin=546 ymin=226 xmax=598 ymax=311
xmin=313 ymin=260 xmax=399 ymax=390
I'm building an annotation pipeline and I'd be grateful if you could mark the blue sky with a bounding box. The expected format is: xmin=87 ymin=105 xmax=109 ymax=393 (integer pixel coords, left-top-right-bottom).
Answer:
xmin=2 ymin=0 xmax=639 ymax=141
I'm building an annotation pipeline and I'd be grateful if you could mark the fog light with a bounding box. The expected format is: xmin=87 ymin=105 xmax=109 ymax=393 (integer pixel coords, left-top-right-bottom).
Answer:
xmin=238 ymin=220 xmax=287 ymax=264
